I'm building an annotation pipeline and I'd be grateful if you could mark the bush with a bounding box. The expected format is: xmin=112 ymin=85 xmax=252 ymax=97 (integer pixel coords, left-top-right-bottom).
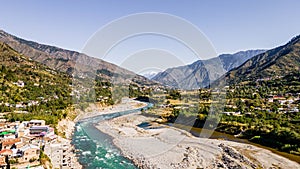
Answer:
xmin=9 ymin=158 xmax=18 ymax=164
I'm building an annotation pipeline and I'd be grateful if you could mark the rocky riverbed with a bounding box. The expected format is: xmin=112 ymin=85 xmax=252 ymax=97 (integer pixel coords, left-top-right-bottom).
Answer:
xmin=97 ymin=113 xmax=300 ymax=169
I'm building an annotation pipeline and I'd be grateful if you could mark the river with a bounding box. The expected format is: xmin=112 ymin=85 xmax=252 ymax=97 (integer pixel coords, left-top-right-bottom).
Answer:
xmin=72 ymin=103 xmax=299 ymax=168
xmin=71 ymin=104 xmax=152 ymax=169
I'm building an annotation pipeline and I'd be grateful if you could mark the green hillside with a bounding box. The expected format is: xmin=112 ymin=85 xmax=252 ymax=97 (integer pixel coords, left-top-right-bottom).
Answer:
xmin=223 ymin=35 xmax=300 ymax=84
xmin=0 ymin=42 xmax=72 ymax=124
xmin=0 ymin=42 xmax=159 ymax=125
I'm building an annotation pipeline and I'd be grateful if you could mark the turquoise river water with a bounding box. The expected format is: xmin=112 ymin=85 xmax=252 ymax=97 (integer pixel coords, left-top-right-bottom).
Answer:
xmin=72 ymin=103 xmax=299 ymax=168
xmin=72 ymin=104 xmax=152 ymax=169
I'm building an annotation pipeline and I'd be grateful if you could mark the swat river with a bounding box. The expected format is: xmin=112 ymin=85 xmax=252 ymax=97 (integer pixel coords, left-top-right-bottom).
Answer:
xmin=72 ymin=103 xmax=151 ymax=169
xmin=72 ymin=101 xmax=299 ymax=168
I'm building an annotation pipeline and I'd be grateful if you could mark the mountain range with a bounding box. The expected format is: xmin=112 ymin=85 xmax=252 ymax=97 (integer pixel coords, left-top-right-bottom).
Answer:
xmin=0 ymin=30 xmax=158 ymax=87
xmin=1 ymin=29 xmax=299 ymax=92
xmin=217 ymin=35 xmax=300 ymax=85
xmin=152 ymin=50 xmax=265 ymax=89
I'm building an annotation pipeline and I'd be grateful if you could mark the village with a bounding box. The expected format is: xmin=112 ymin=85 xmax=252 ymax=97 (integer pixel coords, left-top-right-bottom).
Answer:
xmin=0 ymin=117 xmax=79 ymax=169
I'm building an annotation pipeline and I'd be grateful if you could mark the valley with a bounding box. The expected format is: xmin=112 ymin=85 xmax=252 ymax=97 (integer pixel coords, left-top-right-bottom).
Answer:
xmin=0 ymin=31 xmax=299 ymax=168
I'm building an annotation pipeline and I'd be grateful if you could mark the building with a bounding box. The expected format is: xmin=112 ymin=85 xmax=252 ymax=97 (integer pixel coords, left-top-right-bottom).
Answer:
xmin=0 ymin=156 xmax=7 ymax=169
xmin=221 ymin=111 xmax=242 ymax=116
xmin=29 ymin=126 xmax=49 ymax=135
xmin=0 ymin=149 xmax=12 ymax=156
xmin=45 ymin=141 xmax=77 ymax=169
xmin=1 ymin=138 xmax=21 ymax=149
xmin=18 ymin=144 xmax=40 ymax=163
xmin=28 ymin=120 xmax=46 ymax=127
xmin=0 ymin=119 xmax=61 ymax=168
xmin=13 ymin=80 xmax=25 ymax=87
xmin=0 ymin=129 xmax=16 ymax=139
xmin=0 ymin=149 xmax=12 ymax=168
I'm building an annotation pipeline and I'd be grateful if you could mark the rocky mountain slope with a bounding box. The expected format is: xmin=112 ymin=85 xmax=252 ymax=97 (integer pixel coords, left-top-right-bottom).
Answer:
xmin=0 ymin=30 xmax=157 ymax=86
xmin=152 ymin=50 xmax=265 ymax=89
xmin=219 ymin=35 xmax=300 ymax=85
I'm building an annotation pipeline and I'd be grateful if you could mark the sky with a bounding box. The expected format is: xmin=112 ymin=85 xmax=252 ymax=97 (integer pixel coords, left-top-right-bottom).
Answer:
xmin=1 ymin=0 xmax=300 ymax=72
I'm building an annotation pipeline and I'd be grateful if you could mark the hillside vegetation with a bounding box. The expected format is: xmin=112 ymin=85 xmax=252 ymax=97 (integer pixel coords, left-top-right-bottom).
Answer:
xmin=0 ymin=42 xmax=163 ymax=126
xmin=0 ymin=42 xmax=72 ymax=124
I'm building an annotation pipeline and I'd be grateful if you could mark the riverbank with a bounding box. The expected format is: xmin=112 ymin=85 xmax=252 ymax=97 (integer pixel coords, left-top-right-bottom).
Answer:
xmin=175 ymin=123 xmax=300 ymax=164
xmin=52 ymin=99 xmax=142 ymax=168
xmin=74 ymin=98 xmax=147 ymax=122
xmin=71 ymin=99 xmax=149 ymax=168
xmin=97 ymin=112 xmax=300 ymax=169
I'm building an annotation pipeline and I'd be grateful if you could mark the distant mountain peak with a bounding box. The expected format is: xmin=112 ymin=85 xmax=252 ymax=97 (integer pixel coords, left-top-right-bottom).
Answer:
xmin=139 ymin=71 xmax=159 ymax=79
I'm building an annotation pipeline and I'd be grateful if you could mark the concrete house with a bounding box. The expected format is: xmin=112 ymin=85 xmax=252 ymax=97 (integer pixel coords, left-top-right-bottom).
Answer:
xmin=18 ymin=144 xmax=40 ymax=163
xmin=0 ymin=156 xmax=7 ymax=169
xmin=1 ymin=138 xmax=21 ymax=150
xmin=28 ymin=120 xmax=46 ymax=127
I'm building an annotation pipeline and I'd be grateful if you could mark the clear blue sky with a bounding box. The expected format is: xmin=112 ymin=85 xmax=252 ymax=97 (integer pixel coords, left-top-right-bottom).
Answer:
xmin=1 ymin=0 xmax=300 ymax=63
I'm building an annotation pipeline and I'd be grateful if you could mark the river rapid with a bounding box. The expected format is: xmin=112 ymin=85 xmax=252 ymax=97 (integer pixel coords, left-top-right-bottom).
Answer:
xmin=72 ymin=104 xmax=152 ymax=169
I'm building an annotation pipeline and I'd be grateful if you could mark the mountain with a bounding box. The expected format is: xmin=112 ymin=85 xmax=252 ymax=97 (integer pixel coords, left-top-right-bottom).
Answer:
xmin=0 ymin=30 xmax=158 ymax=86
xmin=140 ymin=71 xmax=158 ymax=79
xmin=219 ymin=35 xmax=300 ymax=85
xmin=0 ymin=42 xmax=72 ymax=115
xmin=152 ymin=50 xmax=265 ymax=89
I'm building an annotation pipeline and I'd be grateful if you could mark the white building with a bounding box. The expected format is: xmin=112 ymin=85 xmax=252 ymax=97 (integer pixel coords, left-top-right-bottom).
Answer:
xmin=45 ymin=141 xmax=77 ymax=169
